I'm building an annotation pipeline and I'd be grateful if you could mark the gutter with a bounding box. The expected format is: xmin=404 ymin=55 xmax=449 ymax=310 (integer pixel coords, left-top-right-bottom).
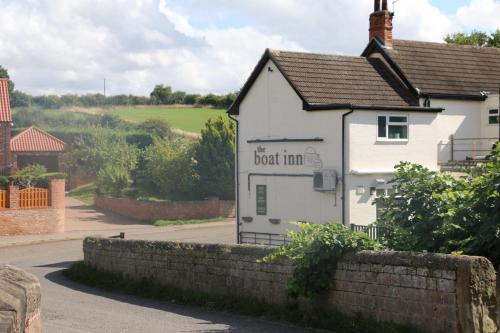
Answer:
xmin=227 ymin=114 xmax=240 ymax=244
xmin=305 ymin=103 xmax=444 ymax=112
xmin=341 ymin=108 xmax=354 ymax=226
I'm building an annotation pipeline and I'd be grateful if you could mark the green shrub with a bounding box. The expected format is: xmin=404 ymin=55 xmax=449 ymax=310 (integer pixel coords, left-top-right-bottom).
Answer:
xmin=193 ymin=116 xmax=235 ymax=200
xmin=96 ymin=165 xmax=132 ymax=197
xmin=137 ymin=118 xmax=173 ymax=140
xmin=136 ymin=138 xmax=198 ymax=200
xmin=11 ymin=164 xmax=47 ymax=188
xmin=261 ymin=222 xmax=382 ymax=299
xmin=376 ymin=146 xmax=500 ymax=266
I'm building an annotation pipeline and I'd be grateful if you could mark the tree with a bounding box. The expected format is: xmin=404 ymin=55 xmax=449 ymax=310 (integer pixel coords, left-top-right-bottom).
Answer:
xmin=445 ymin=29 xmax=500 ymax=47
xmin=193 ymin=116 xmax=235 ymax=199
xmin=0 ymin=65 xmax=15 ymax=96
xmin=137 ymin=138 xmax=198 ymax=200
xmin=150 ymin=85 xmax=172 ymax=105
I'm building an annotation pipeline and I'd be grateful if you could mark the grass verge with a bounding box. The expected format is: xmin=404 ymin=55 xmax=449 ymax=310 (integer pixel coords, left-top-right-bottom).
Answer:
xmin=153 ymin=218 xmax=220 ymax=227
xmin=63 ymin=262 xmax=423 ymax=333
xmin=68 ymin=183 xmax=96 ymax=206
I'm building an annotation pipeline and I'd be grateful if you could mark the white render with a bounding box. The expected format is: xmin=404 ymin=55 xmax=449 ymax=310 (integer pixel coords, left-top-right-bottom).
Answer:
xmin=234 ymin=58 xmax=499 ymax=240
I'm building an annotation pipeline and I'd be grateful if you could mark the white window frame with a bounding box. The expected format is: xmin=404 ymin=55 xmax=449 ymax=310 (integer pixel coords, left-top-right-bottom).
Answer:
xmin=376 ymin=114 xmax=409 ymax=142
xmin=488 ymin=109 xmax=499 ymax=125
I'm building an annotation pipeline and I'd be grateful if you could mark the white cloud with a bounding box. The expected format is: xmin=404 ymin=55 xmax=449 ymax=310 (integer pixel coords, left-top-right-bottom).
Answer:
xmin=0 ymin=0 xmax=498 ymax=96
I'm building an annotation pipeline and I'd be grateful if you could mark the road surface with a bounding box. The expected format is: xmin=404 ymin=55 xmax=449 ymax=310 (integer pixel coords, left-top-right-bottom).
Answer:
xmin=0 ymin=225 xmax=318 ymax=333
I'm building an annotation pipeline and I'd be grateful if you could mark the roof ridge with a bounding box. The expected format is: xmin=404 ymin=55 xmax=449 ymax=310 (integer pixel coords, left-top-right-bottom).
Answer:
xmin=393 ymin=39 xmax=500 ymax=51
xmin=270 ymin=49 xmax=365 ymax=60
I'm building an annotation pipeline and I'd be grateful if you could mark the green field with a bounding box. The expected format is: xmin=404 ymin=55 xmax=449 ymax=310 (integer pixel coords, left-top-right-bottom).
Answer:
xmin=109 ymin=107 xmax=226 ymax=133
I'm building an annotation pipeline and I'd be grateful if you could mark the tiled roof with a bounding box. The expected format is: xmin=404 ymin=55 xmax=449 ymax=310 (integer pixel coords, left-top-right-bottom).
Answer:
xmin=270 ymin=50 xmax=419 ymax=107
xmin=0 ymin=79 xmax=12 ymax=122
xmin=11 ymin=127 xmax=67 ymax=152
xmin=386 ymin=40 xmax=500 ymax=97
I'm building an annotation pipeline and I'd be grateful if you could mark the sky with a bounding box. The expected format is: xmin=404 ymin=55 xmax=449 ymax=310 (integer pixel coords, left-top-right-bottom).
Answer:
xmin=0 ymin=0 xmax=499 ymax=96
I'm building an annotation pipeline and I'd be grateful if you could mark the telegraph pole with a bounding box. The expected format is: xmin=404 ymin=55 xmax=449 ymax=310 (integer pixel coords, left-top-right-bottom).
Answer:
xmin=103 ymin=78 xmax=106 ymax=98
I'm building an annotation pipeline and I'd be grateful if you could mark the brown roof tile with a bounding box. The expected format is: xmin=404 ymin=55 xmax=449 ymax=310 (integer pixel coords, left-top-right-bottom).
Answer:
xmin=387 ymin=40 xmax=500 ymax=97
xmin=0 ymin=79 xmax=12 ymax=122
xmin=271 ymin=50 xmax=419 ymax=107
xmin=11 ymin=127 xmax=67 ymax=152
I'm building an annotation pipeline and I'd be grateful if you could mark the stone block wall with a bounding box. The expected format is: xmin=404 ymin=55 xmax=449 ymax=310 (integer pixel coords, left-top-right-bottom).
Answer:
xmin=95 ymin=196 xmax=235 ymax=221
xmin=83 ymin=237 xmax=498 ymax=333
xmin=0 ymin=265 xmax=42 ymax=333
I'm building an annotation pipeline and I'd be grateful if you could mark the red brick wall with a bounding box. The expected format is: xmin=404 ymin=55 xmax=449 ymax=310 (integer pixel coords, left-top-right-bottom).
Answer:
xmin=95 ymin=196 xmax=235 ymax=221
xmin=49 ymin=179 xmax=65 ymax=208
xmin=0 ymin=208 xmax=64 ymax=236
xmin=0 ymin=123 xmax=11 ymax=170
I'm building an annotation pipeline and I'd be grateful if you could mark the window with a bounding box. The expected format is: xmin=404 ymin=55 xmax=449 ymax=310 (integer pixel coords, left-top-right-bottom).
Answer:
xmin=489 ymin=109 xmax=499 ymax=124
xmin=256 ymin=185 xmax=267 ymax=215
xmin=377 ymin=115 xmax=408 ymax=140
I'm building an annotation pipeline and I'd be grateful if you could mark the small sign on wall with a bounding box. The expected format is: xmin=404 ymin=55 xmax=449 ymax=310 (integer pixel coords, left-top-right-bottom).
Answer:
xmin=256 ymin=185 xmax=267 ymax=215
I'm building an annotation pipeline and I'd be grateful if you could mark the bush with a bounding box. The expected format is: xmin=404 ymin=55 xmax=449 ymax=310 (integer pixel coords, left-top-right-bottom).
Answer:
xmin=96 ymin=165 xmax=132 ymax=197
xmin=376 ymin=146 xmax=500 ymax=266
xmin=137 ymin=119 xmax=173 ymax=139
xmin=194 ymin=116 xmax=235 ymax=199
xmin=136 ymin=138 xmax=198 ymax=200
xmin=261 ymin=222 xmax=382 ymax=299
xmin=11 ymin=164 xmax=47 ymax=188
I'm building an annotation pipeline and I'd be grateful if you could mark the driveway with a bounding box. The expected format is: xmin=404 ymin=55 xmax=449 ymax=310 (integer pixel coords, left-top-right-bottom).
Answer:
xmin=0 ymin=228 xmax=318 ymax=332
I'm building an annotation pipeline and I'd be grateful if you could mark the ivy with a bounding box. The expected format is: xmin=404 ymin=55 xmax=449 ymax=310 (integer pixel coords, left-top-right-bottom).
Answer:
xmin=260 ymin=222 xmax=383 ymax=299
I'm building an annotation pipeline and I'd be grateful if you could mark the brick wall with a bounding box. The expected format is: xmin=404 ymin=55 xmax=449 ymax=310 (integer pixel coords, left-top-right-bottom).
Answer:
xmin=0 ymin=209 xmax=64 ymax=236
xmin=84 ymin=237 xmax=498 ymax=333
xmin=0 ymin=124 xmax=11 ymax=170
xmin=0 ymin=265 xmax=42 ymax=333
xmin=95 ymin=196 xmax=235 ymax=221
xmin=49 ymin=179 xmax=65 ymax=208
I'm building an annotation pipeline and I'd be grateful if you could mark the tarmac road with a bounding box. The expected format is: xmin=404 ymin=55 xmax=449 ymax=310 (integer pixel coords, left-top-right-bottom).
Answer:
xmin=0 ymin=225 xmax=319 ymax=333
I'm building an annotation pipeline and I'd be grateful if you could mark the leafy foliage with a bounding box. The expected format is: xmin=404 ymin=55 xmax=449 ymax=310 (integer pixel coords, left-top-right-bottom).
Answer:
xmin=376 ymin=146 xmax=500 ymax=266
xmin=261 ymin=222 xmax=382 ymax=299
xmin=137 ymin=118 xmax=173 ymax=139
xmin=96 ymin=165 xmax=132 ymax=197
xmin=194 ymin=116 xmax=235 ymax=200
xmin=136 ymin=138 xmax=198 ymax=200
xmin=445 ymin=29 xmax=500 ymax=47
xmin=9 ymin=164 xmax=66 ymax=188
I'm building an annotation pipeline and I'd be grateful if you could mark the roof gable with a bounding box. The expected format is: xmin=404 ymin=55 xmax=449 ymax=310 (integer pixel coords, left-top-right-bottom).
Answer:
xmin=0 ymin=79 xmax=12 ymax=122
xmin=228 ymin=48 xmax=420 ymax=115
xmin=11 ymin=127 xmax=67 ymax=153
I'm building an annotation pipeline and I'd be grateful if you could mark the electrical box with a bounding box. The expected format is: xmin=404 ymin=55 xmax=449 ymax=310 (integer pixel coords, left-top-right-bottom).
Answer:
xmin=313 ymin=169 xmax=337 ymax=192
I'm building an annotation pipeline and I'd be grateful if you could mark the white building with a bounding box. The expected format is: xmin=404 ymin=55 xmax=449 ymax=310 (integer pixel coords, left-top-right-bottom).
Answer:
xmin=228 ymin=0 xmax=500 ymax=245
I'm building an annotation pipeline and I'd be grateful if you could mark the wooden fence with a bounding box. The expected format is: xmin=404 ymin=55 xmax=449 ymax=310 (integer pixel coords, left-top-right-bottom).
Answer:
xmin=0 ymin=190 xmax=7 ymax=208
xmin=19 ymin=188 xmax=49 ymax=209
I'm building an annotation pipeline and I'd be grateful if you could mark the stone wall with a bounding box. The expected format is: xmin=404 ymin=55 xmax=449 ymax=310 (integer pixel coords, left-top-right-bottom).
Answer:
xmin=95 ymin=196 xmax=235 ymax=221
xmin=0 ymin=265 xmax=42 ymax=333
xmin=0 ymin=209 xmax=64 ymax=236
xmin=83 ymin=237 xmax=498 ymax=333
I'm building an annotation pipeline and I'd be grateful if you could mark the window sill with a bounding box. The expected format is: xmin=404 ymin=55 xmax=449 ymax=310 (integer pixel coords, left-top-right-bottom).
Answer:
xmin=376 ymin=138 xmax=409 ymax=143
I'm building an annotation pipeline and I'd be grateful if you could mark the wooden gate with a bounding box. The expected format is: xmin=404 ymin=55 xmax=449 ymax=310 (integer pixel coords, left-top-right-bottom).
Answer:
xmin=19 ymin=188 xmax=49 ymax=209
xmin=0 ymin=190 xmax=7 ymax=208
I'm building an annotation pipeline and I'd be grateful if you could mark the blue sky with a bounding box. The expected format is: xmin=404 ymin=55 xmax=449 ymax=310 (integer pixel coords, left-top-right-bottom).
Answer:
xmin=0 ymin=0 xmax=498 ymax=95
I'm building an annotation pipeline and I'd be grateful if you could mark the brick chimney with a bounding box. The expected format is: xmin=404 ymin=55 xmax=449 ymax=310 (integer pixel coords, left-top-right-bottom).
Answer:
xmin=369 ymin=0 xmax=394 ymax=47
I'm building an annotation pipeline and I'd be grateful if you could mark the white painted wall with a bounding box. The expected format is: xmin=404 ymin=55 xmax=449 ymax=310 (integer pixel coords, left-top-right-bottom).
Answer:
xmin=236 ymin=60 xmax=348 ymax=236
xmin=480 ymin=94 xmax=499 ymax=145
xmin=345 ymin=110 xmax=439 ymax=226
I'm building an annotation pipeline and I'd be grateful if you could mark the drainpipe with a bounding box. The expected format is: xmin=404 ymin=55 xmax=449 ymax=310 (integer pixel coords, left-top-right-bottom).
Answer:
xmin=341 ymin=108 xmax=354 ymax=226
xmin=228 ymin=114 xmax=240 ymax=244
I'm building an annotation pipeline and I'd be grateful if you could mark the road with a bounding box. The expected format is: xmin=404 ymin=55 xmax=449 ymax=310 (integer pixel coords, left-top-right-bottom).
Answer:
xmin=0 ymin=224 xmax=317 ymax=333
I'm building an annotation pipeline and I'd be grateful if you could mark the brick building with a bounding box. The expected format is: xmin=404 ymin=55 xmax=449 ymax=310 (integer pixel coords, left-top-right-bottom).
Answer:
xmin=0 ymin=78 xmax=66 ymax=175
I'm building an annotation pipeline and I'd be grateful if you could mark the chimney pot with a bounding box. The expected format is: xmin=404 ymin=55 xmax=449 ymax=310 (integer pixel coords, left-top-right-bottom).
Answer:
xmin=382 ymin=0 xmax=388 ymax=10
xmin=374 ymin=0 xmax=381 ymax=11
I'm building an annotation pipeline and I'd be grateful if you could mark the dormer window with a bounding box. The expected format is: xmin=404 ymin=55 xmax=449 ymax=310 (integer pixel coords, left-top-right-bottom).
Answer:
xmin=377 ymin=115 xmax=408 ymax=141
xmin=489 ymin=109 xmax=499 ymax=124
